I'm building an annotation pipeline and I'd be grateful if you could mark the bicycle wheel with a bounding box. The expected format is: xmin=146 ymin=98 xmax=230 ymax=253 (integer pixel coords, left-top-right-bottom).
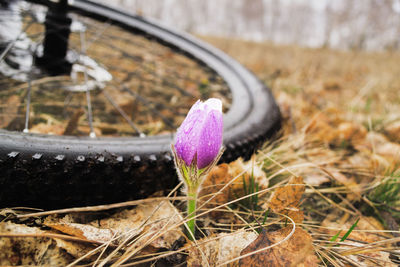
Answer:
xmin=0 ymin=0 xmax=281 ymax=208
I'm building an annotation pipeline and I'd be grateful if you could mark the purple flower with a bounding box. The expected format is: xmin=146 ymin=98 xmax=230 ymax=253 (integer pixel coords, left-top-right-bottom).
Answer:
xmin=174 ymin=98 xmax=223 ymax=169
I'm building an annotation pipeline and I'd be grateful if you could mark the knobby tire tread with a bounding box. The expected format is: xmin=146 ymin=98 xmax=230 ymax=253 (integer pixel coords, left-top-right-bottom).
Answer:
xmin=0 ymin=0 xmax=281 ymax=208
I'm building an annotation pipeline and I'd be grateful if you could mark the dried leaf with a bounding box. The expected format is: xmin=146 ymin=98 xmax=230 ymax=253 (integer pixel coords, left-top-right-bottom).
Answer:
xmin=305 ymin=115 xmax=367 ymax=147
xmin=346 ymin=251 xmax=396 ymax=267
xmin=239 ymin=227 xmax=318 ymax=267
xmin=30 ymin=123 xmax=65 ymax=135
xmin=305 ymin=113 xmax=336 ymax=143
xmin=199 ymin=163 xmax=233 ymax=218
xmin=384 ymin=120 xmax=400 ymax=143
xmin=42 ymin=200 xmax=184 ymax=253
xmin=276 ymin=92 xmax=296 ymax=135
xmin=228 ymin=157 xmax=269 ymax=194
xmin=267 ymin=176 xmax=305 ymax=214
xmin=356 ymin=132 xmax=400 ymax=164
xmin=44 ymin=222 xmax=115 ymax=244
xmin=303 ymin=174 xmax=330 ymax=186
xmin=0 ymin=222 xmax=73 ymax=265
xmin=328 ymin=215 xmax=397 ymax=266
xmin=52 ymin=238 xmax=97 ymax=260
xmin=94 ymin=200 xmax=184 ymax=249
xmin=1 ymin=95 xmax=21 ymax=128
xmin=333 ymin=122 xmax=367 ymax=147
xmin=187 ymin=231 xmax=257 ymax=266
xmin=199 ymin=158 xmax=268 ymax=219
xmin=375 ymin=142 xmax=400 ymax=162
xmin=287 ymin=210 xmax=304 ymax=224
xmin=322 ymin=214 xmax=389 ymax=244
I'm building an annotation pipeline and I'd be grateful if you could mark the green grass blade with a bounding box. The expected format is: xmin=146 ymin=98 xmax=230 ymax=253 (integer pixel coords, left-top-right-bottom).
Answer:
xmin=340 ymin=218 xmax=359 ymax=242
xmin=329 ymin=230 xmax=342 ymax=242
xmin=262 ymin=209 xmax=269 ymax=225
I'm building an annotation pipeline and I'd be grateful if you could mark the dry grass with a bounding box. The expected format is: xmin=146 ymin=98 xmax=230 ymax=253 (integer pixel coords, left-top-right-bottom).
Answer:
xmin=2 ymin=38 xmax=400 ymax=266
xmin=198 ymin=37 xmax=400 ymax=266
xmin=202 ymin=36 xmax=400 ymax=129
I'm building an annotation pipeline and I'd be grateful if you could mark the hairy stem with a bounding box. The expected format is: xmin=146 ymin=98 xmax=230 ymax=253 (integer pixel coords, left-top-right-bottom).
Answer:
xmin=187 ymin=190 xmax=197 ymax=241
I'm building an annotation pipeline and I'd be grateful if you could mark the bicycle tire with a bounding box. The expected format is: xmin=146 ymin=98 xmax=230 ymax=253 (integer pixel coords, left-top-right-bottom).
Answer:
xmin=0 ymin=0 xmax=281 ymax=209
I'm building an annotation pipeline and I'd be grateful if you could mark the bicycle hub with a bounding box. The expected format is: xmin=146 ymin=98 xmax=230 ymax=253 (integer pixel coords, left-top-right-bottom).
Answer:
xmin=35 ymin=0 xmax=72 ymax=75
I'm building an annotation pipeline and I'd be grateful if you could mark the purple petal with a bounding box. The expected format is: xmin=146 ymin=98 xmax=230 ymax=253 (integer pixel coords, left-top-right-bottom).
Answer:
xmin=174 ymin=108 xmax=206 ymax=166
xmin=174 ymin=98 xmax=223 ymax=168
xmin=196 ymin=109 xmax=223 ymax=168
xmin=204 ymin=98 xmax=222 ymax=112
xmin=186 ymin=100 xmax=201 ymax=116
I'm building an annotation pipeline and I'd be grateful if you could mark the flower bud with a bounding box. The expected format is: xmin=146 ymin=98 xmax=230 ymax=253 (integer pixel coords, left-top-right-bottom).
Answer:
xmin=174 ymin=98 xmax=223 ymax=169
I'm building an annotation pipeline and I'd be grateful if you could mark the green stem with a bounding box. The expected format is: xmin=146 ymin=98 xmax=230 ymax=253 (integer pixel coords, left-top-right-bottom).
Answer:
xmin=187 ymin=190 xmax=197 ymax=241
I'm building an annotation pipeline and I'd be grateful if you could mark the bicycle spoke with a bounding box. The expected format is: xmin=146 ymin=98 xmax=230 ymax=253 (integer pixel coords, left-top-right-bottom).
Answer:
xmin=23 ymin=76 xmax=32 ymax=133
xmin=82 ymin=19 xmax=112 ymax=51
xmin=93 ymin=32 xmax=206 ymax=97
xmin=100 ymin=42 xmax=193 ymax=97
xmin=102 ymin=89 xmax=145 ymax=137
xmin=118 ymin=83 xmax=176 ymax=129
xmin=0 ymin=1 xmax=231 ymax=137
xmin=122 ymin=71 xmax=191 ymax=114
xmin=79 ymin=31 xmax=96 ymax=138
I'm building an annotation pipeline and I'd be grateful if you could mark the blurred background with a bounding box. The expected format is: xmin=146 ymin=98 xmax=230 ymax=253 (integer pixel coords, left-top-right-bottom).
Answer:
xmin=101 ymin=0 xmax=400 ymax=51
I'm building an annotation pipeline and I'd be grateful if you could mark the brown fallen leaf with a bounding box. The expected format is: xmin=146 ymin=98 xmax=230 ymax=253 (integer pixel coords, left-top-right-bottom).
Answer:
xmin=0 ymin=95 xmax=21 ymax=128
xmin=43 ymin=200 xmax=184 ymax=254
xmin=321 ymin=214 xmax=396 ymax=266
xmin=228 ymin=157 xmax=269 ymax=194
xmin=304 ymin=113 xmax=337 ymax=143
xmin=44 ymin=222 xmax=115 ymax=244
xmin=264 ymin=176 xmax=305 ymax=224
xmin=304 ymin=113 xmax=367 ymax=148
xmin=52 ymin=237 xmax=100 ymax=261
xmin=303 ymin=173 xmax=330 ymax=186
xmin=186 ymin=230 xmax=257 ymax=266
xmin=267 ymin=176 xmax=304 ymax=211
xmin=322 ymin=214 xmax=389 ymax=244
xmin=364 ymin=131 xmax=389 ymax=146
xmin=333 ymin=121 xmax=367 ymax=147
xmin=286 ymin=210 xmax=304 ymax=224
xmin=199 ymin=163 xmax=233 ymax=218
xmin=355 ymin=131 xmax=400 ymax=164
xmin=94 ymin=200 xmax=184 ymax=250
xmin=199 ymin=158 xmax=269 ymax=219
xmin=375 ymin=142 xmax=400 ymax=162
xmin=0 ymin=221 xmax=74 ymax=266
xmin=239 ymin=227 xmax=318 ymax=267
xmin=384 ymin=120 xmax=400 ymax=143
xmin=346 ymin=250 xmax=396 ymax=267
xmin=276 ymin=92 xmax=297 ymax=135
xmin=30 ymin=123 xmax=65 ymax=135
